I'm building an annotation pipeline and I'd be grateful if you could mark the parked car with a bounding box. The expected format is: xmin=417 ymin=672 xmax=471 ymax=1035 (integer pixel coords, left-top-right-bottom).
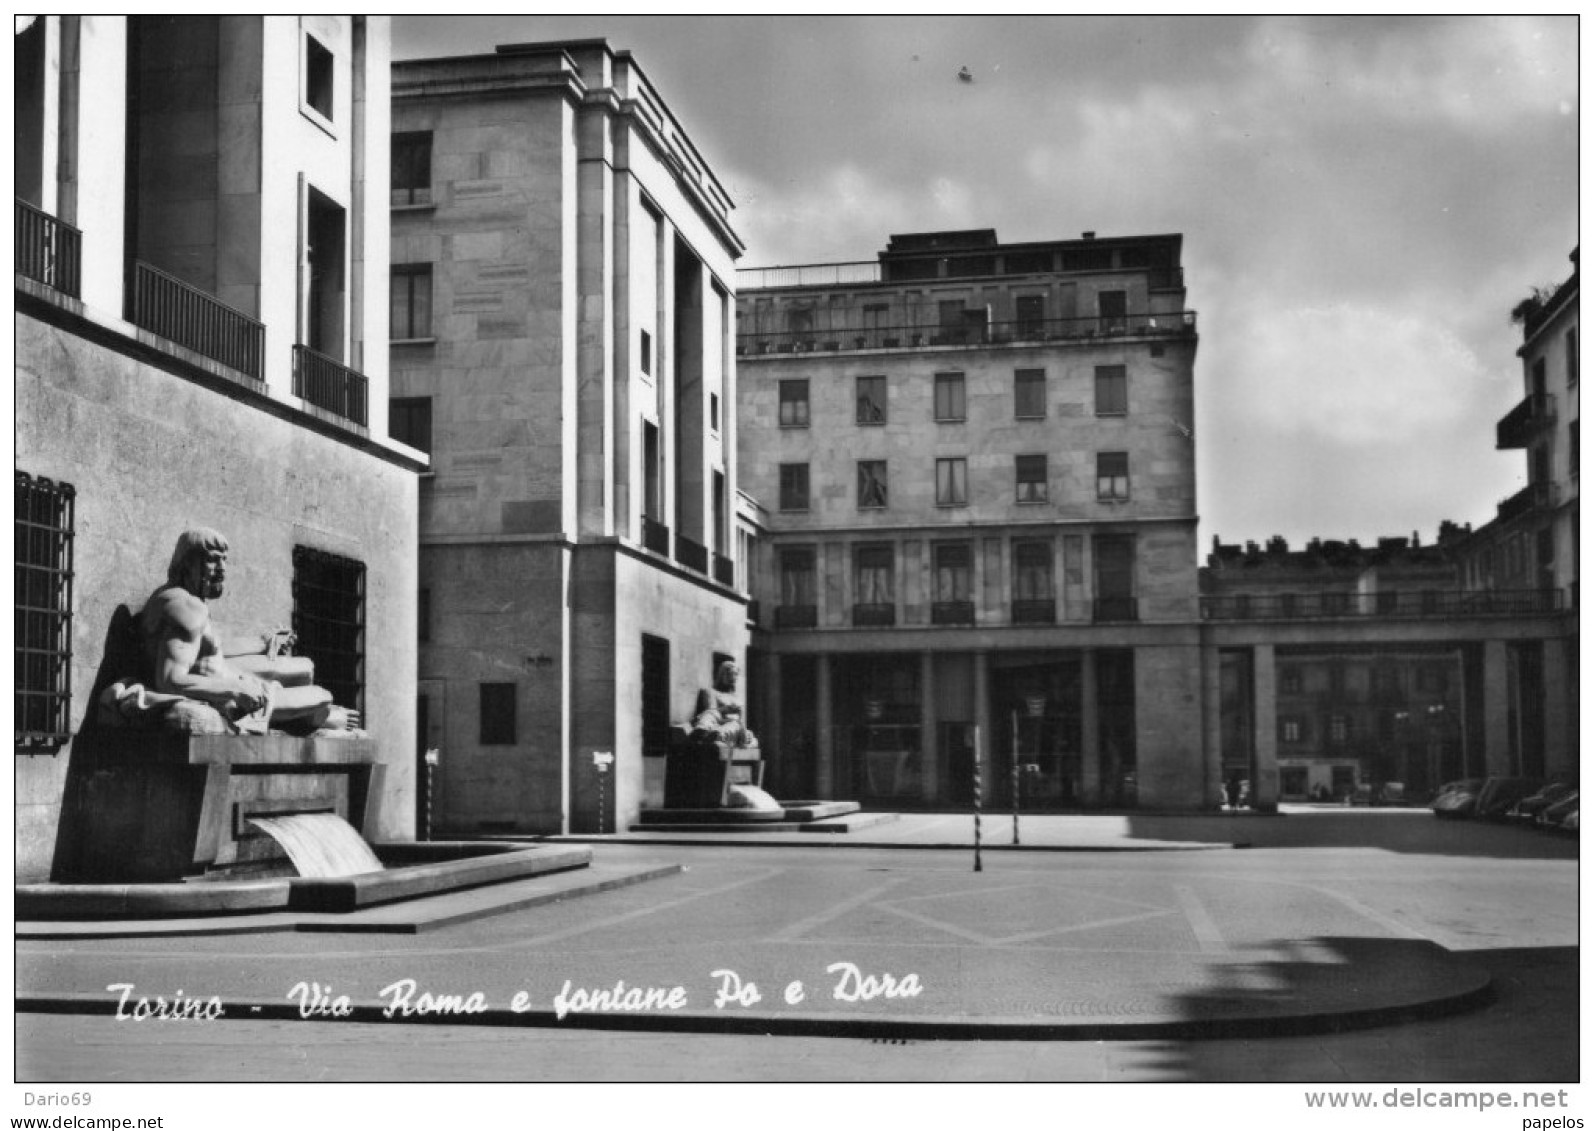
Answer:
xmin=1475 ymin=777 xmax=1544 ymax=820
xmin=1537 ymin=790 xmax=1579 ymax=832
xmin=1375 ymin=782 xmax=1407 ymax=806
xmin=1431 ymin=778 xmax=1482 ymax=819
xmin=1506 ymin=781 xmax=1576 ymax=824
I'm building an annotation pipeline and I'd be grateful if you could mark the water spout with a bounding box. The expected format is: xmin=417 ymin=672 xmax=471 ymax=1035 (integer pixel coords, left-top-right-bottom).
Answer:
xmin=248 ymin=813 xmax=384 ymax=878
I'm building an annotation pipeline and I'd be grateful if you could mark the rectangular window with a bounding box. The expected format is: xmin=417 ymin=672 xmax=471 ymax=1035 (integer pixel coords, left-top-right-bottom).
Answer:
xmin=303 ymin=32 xmax=334 ymax=122
xmin=710 ymin=392 xmax=720 ymax=433
xmin=934 ymin=542 xmax=972 ymax=601
xmin=640 ymin=329 xmax=652 ymax=376
xmin=1093 ymin=534 xmax=1135 ymax=621
xmin=780 ymin=548 xmax=817 ymax=608
xmin=857 ymin=375 xmax=887 ymax=424
xmin=389 ymin=396 xmax=433 ymax=453
xmin=1281 ymin=718 xmax=1302 ymax=744
xmin=1015 ymin=295 xmax=1045 ymax=337
xmin=858 ymin=460 xmax=888 ymax=509
xmin=480 ymin=683 xmax=517 ymax=745
xmin=934 ymin=372 xmax=966 ymax=421
xmin=938 ymin=300 xmax=965 ymax=333
xmin=1097 ymin=452 xmax=1130 ymax=501
xmin=778 ymin=463 xmax=810 ymax=512
xmin=1098 ymin=289 xmax=1127 ymax=332
xmin=15 ymin=471 xmax=74 ymax=751
xmin=1095 ymin=365 xmax=1128 ymax=415
xmin=418 ymin=586 xmax=430 ymax=644
xmin=855 ymin=545 xmax=895 ymax=604
xmin=1280 ymin=667 xmax=1302 ymax=694
xmin=1013 ymin=541 xmax=1053 ymax=600
xmin=1329 ymin=714 xmax=1349 ymax=745
xmin=778 ymin=379 xmax=810 ymax=427
xmin=390 ymin=131 xmax=432 ymax=206
xmin=641 ymin=635 xmax=671 ymax=757
xmin=1015 ymin=369 xmax=1046 ymax=419
xmin=292 ymin=546 xmax=365 ymax=714
xmin=1016 ymin=454 xmax=1047 ymax=503
xmin=390 ymin=264 xmax=432 ymax=340
xmin=935 ymin=457 xmax=968 ymax=506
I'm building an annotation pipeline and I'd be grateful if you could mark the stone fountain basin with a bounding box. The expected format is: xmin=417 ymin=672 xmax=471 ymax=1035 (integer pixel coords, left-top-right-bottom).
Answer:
xmin=15 ymin=842 xmax=592 ymax=920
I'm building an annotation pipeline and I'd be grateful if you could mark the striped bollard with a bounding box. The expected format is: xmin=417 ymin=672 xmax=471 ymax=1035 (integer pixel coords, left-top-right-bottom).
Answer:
xmin=973 ymin=729 xmax=984 ymax=873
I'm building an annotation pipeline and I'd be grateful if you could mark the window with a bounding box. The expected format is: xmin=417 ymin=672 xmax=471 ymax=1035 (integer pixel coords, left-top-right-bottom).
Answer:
xmin=1016 ymin=454 xmax=1047 ymax=502
xmin=1098 ymin=289 xmax=1127 ymax=332
xmin=1281 ymin=718 xmax=1303 ymax=744
xmin=1532 ymin=357 xmax=1547 ymax=395
xmin=389 ymin=396 xmax=432 ymax=453
xmin=480 ymin=683 xmax=517 ymax=745
xmin=779 ymin=463 xmax=809 ymax=512
xmin=1280 ymin=666 xmax=1302 ymax=694
xmin=934 ymin=372 xmax=966 ymax=421
xmin=1015 ymin=295 xmax=1045 ymax=337
xmin=855 ymin=545 xmax=895 ymax=604
xmin=935 ymin=458 xmax=968 ymax=506
xmin=934 ymin=542 xmax=972 ymax=599
xmin=778 ymin=379 xmax=809 ymax=427
xmin=1568 ymin=328 xmax=1579 ymax=386
xmin=303 ymin=32 xmax=334 ymax=122
xmin=640 ymin=330 xmax=652 ymax=376
xmin=1093 ymin=534 xmax=1136 ymax=621
xmin=390 ymin=265 xmax=432 ymax=340
xmin=1329 ymin=714 xmax=1349 ymax=745
xmin=15 ymin=471 xmax=74 ymax=751
xmin=858 ymin=460 xmax=888 ymax=509
xmin=1097 ymin=452 xmax=1130 ymax=501
xmin=1013 ymin=541 xmax=1053 ymax=600
xmin=292 ymin=546 xmax=365 ymax=714
xmin=710 ymin=392 xmax=720 ymax=433
xmin=391 ymin=131 xmax=432 ymax=206
xmin=1095 ymin=365 xmax=1128 ymax=416
xmin=1014 ymin=369 xmax=1046 ymax=419
xmin=857 ymin=375 xmax=887 ymax=424
xmin=641 ymin=635 xmax=671 ymax=757
xmin=418 ymin=586 xmax=430 ymax=644
xmin=780 ymin=548 xmax=817 ymax=608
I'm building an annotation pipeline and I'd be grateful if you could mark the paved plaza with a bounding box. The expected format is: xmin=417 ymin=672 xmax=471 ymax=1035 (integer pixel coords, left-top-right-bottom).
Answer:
xmin=14 ymin=809 xmax=1580 ymax=1082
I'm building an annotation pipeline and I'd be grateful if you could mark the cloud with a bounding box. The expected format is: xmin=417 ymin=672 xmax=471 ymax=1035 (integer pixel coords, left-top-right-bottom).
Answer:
xmin=1220 ymin=304 xmax=1490 ymax=445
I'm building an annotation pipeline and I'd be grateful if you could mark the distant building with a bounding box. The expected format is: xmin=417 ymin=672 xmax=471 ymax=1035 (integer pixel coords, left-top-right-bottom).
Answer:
xmin=15 ymin=16 xmax=421 ymax=880
xmin=391 ymin=41 xmax=749 ymax=835
xmin=736 ymin=229 xmax=1204 ymax=809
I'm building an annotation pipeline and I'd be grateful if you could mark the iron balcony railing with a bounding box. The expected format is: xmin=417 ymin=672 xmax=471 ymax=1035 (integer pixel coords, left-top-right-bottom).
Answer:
xmin=931 ymin=600 xmax=976 ymax=626
xmin=852 ymin=603 xmax=897 ymax=627
xmin=737 ymin=261 xmax=1186 ymax=291
xmin=292 ymin=345 xmax=368 ymax=426
xmin=641 ymin=516 xmax=671 ymax=556
xmin=775 ymin=604 xmax=818 ymax=629
xmin=16 ymin=199 xmax=81 ymax=298
xmin=1093 ymin=596 xmax=1139 ymax=623
xmin=1496 ymin=392 xmax=1555 ymax=449
xmin=1011 ymin=598 xmax=1056 ymax=625
xmin=129 ymin=260 xmax=265 ymax=380
xmin=737 ymin=261 xmax=880 ymax=289
xmin=675 ymin=533 xmax=708 ymax=574
xmin=1496 ymin=481 xmax=1558 ymax=521
xmin=737 ymin=311 xmax=1196 ymax=356
xmin=1200 ymin=588 xmax=1563 ymax=621
xmin=712 ymin=553 xmax=736 ymax=587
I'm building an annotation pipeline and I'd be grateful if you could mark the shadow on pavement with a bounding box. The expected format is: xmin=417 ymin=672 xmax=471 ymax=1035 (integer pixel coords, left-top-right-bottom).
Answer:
xmin=1125 ymin=810 xmax=1580 ymax=859
xmin=1123 ymin=943 xmax=1578 ymax=1083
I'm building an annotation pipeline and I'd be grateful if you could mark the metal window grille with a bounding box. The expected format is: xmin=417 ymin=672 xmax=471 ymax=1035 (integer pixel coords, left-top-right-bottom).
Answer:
xmin=291 ymin=546 xmax=365 ymax=714
xmin=641 ymin=635 xmax=671 ymax=757
xmin=16 ymin=472 xmax=74 ymax=750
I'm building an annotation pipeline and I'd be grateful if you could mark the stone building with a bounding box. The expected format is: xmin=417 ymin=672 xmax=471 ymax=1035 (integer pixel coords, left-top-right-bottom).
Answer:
xmin=15 ymin=16 xmax=421 ymax=880
xmin=735 ymin=229 xmax=1204 ymax=810
xmin=390 ymin=41 xmax=749 ymax=835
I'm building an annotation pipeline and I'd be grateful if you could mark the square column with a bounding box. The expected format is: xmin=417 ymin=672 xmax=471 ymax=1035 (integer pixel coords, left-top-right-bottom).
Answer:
xmin=919 ymin=651 xmax=940 ymax=802
xmin=1482 ymin=640 xmax=1512 ymax=776
xmin=1251 ymin=644 xmax=1279 ymax=810
xmin=815 ymin=652 xmax=833 ymax=797
xmin=1541 ymin=636 xmax=1573 ymax=778
xmin=1079 ymin=649 xmax=1100 ymax=805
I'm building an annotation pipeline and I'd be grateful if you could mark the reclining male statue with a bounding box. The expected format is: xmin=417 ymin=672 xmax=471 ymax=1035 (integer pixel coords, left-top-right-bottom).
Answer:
xmin=100 ymin=529 xmax=361 ymax=736
xmin=682 ymin=660 xmax=777 ymax=812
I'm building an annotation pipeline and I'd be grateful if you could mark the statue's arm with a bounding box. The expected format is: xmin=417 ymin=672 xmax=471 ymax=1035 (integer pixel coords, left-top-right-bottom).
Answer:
xmin=151 ymin=597 xmax=266 ymax=711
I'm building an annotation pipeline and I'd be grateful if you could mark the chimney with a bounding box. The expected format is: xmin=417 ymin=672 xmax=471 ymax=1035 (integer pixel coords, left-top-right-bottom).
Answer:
xmin=1082 ymin=231 xmax=1096 ymax=240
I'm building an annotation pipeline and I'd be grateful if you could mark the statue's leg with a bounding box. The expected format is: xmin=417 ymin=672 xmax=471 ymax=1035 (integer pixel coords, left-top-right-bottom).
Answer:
xmin=268 ymin=684 xmax=359 ymax=732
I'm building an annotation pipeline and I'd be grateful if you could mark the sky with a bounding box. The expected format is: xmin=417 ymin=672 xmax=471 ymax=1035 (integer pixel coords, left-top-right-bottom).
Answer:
xmin=394 ymin=15 xmax=1579 ymax=551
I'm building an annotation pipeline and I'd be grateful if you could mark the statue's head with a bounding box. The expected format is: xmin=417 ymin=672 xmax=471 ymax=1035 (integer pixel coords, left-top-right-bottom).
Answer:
xmin=715 ymin=660 xmax=740 ymax=692
xmin=167 ymin=528 xmax=230 ymax=600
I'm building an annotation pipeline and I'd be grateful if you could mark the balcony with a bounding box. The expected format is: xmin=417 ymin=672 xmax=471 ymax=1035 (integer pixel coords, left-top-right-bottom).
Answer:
xmin=775 ymin=604 xmax=818 ymax=629
xmin=641 ymin=516 xmax=671 ymax=556
xmin=1093 ymin=596 xmax=1138 ymax=623
xmin=1496 ymin=392 xmax=1555 ymax=449
xmin=1496 ymin=481 xmax=1557 ymax=522
xmin=852 ymin=603 xmax=897 ymax=627
xmin=737 ymin=310 xmax=1197 ymax=357
xmin=292 ymin=345 xmax=368 ymax=426
xmin=931 ymin=600 xmax=975 ymax=626
xmin=1011 ymin=598 xmax=1056 ymax=625
xmin=674 ymin=533 xmax=708 ymax=574
xmin=712 ymin=552 xmax=736 ymax=587
xmin=16 ymin=200 xmax=81 ymax=298
xmin=130 ymin=261 xmax=265 ymax=381
xmin=1200 ymin=588 xmax=1563 ymax=620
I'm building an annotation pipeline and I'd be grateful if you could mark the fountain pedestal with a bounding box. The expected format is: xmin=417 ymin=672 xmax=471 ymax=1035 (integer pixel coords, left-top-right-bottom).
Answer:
xmin=53 ymin=733 xmax=381 ymax=883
